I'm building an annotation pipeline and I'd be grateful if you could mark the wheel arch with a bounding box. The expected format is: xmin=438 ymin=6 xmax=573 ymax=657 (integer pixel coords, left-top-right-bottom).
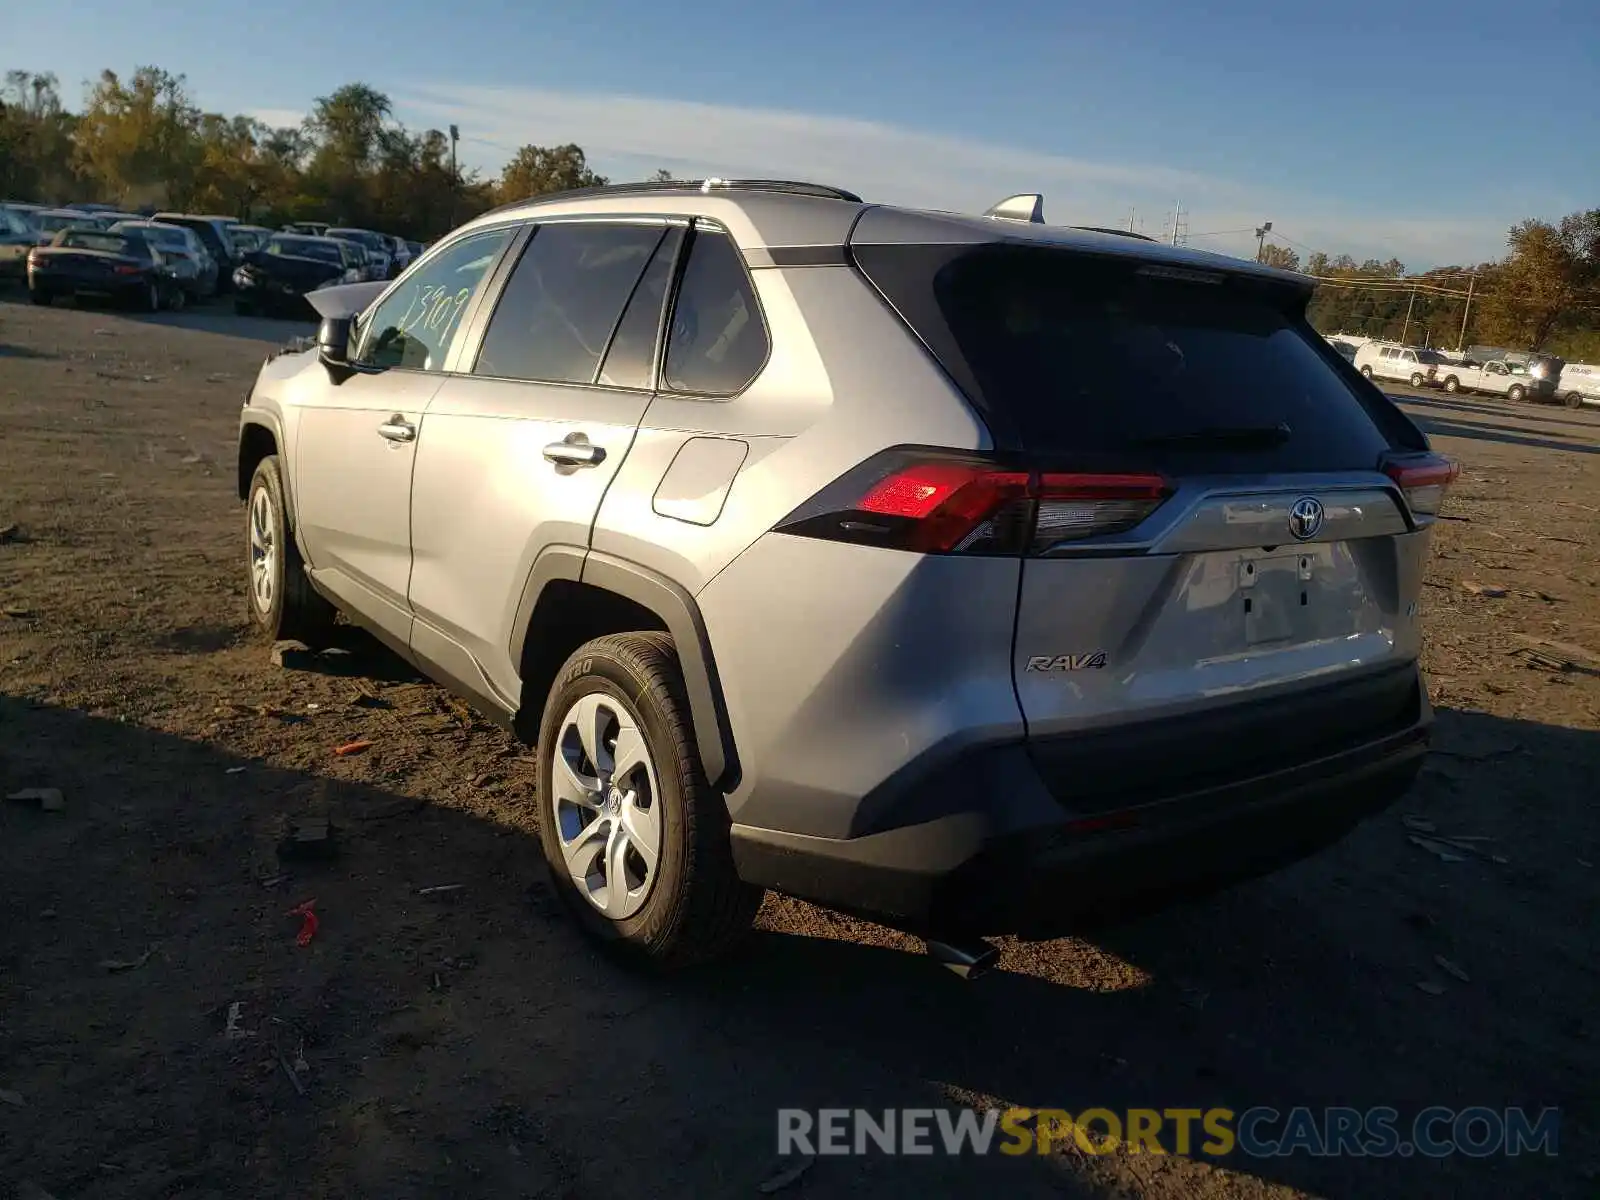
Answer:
xmin=512 ymin=547 xmax=740 ymax=792
xmin=238 ymin=412 xmax=302 ymax=527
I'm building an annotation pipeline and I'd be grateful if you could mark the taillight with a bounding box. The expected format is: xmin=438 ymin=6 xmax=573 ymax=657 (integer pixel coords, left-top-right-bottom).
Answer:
xmin=113 ymin=264 xmax=140 ymax=275
xmin=1381 ymin=451 xmax=1459 ymax=517
xmin=776 ymin=450 xmax=1171 ymax=556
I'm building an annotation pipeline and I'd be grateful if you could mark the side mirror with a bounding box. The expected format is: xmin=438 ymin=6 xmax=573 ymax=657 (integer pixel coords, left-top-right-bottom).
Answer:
xmin=317 ymin=315 xmax=355 ymax=382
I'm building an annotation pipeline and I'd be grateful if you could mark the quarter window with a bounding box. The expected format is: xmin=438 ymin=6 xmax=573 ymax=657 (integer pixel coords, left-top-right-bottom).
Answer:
xmin=662 ymin=227 xmax=768 ymax=396
xmin=353 ymin=228 xmax=513 ymax=372
xmin=474 ymin=222 xmax=665 ymax=385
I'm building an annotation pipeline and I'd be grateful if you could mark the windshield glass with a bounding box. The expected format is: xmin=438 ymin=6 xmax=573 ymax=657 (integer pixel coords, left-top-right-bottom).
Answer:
xmin=39 ymin=213 xmax=87 ymax=233
xmin=331 ymin=228 xmax=384 ymax=250
xmin=268 ymin=235 xmax=341 ymax=264
xmin=59 ymin=231 xmax=139 ymax=255
xmin=116 ymin=223 xmax=186 ymax=250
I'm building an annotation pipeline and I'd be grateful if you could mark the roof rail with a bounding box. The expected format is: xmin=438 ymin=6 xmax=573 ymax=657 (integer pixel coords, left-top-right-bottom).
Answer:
xmin=1072 ymin=225 xmax=1158 ymax=242
xmin=482 ymin=177 xmax=862 ymax=218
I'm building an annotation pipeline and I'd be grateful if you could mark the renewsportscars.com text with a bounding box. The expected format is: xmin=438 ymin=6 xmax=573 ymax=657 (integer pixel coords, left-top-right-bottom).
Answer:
xmin=778 ymin=1106 xmax=1560 ymax=1159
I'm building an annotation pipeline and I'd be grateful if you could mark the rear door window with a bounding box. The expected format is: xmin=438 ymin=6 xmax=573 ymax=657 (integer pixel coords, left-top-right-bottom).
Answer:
xmin=474 ymin=222 xmax=665 ymax=385
xmin=856 ymin=242 xmax=1398 ymax=473
xmin=597 ymin=225 xmax=683 ymax=390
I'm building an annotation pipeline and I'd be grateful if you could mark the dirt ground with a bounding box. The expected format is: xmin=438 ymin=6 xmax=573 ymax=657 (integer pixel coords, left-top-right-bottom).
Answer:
xmin=1 ymin=292 xmax=1597 ymax=1200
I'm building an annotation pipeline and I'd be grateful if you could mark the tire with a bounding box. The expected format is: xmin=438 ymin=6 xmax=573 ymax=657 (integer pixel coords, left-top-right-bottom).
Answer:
xmin=138 ymin=281 xmax=160 ymax=313
xmin=28 ymin=288 xmax=50 ymax=307
xmin=1360 ymin=365 xmax=1373 ymax=379
xmin=1508 ymin=384 xmax=1526 ymax=403
xmin=535 ymin=633 xmax=760 ymax=968
xmin=1566 ymin=391 xmax=1585 ymax=409
xmin=1409 ymin=372 xmax=1425 ymax=388
xmin=245 ymin=456 xmax=337 ymax=644
xmin=1444 ymin=376 xmax=1460 ymax=394
xmin=165 ymin=286 xmax=186 ymax=312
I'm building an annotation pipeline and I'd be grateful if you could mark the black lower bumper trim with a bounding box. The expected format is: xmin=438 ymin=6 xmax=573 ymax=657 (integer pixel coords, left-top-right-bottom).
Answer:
xmin=732 ymin=704 xmax=1429 ymax=937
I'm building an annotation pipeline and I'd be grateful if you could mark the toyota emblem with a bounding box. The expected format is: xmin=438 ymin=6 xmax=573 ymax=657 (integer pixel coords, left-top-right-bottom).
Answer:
xmin=1288 ymin=496 xmax=1325 ymax=541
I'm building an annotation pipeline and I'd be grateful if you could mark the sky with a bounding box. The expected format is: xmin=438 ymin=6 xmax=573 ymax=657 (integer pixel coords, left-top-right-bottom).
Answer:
xmin=11 ymin=0 xmax=1598 ymax=269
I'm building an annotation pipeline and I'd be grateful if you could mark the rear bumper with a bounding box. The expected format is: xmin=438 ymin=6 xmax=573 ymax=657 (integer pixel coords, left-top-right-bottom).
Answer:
xmin=730 ymin=664 xmax=1430 ymax=937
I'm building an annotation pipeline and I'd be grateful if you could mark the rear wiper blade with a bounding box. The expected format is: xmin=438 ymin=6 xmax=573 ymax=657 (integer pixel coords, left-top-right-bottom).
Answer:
xmin=1134 ymin=422 xmax=1292 ymax=451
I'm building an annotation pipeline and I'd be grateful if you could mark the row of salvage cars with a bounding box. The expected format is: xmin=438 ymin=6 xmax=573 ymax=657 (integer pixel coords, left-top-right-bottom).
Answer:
xmin=0 ymin=200 xmax=425 ymax=318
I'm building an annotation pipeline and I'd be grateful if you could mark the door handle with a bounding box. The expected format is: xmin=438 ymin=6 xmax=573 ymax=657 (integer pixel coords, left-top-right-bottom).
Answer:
xmin=543 ymin=439 xmax=605 ymax=468
xmin=378 ymin=416 xmax=416 ymax=443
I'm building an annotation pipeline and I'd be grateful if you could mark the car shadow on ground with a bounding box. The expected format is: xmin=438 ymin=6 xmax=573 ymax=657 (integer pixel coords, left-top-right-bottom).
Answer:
xmin=1406 ymin=415 xmax=1600 ymax=456
xmin=1395 ymin=394 xmax=1600 ymax=430
xmin=125 ymin=304 xmax=316 ymax=345
xmin=0 ymin=685 xmax=1593 ymax=1199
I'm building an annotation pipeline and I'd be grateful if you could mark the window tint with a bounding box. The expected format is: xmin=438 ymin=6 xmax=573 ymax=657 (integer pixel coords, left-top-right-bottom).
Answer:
xmin=354 ymin=228 xmax=513 ymax=372
xmin=475 ymin=222 xmax=664 ymax=385
xmin=662 ymin=228 xmax=768 ymax=395
xmin=856 ymin=242 xmax=1394 ymax=474
xmin=597 ymin=226 xmax=683 ymax=389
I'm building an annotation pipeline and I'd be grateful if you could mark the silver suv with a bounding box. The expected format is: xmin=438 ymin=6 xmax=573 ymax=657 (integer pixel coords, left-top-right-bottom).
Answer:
xmin=237 ymin=180 xmax=1454 ymax=970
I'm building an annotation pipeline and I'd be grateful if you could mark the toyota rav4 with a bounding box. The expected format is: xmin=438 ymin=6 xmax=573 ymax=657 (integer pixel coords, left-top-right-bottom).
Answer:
xmin=236 ymin=180 xmax=1453 ymax=969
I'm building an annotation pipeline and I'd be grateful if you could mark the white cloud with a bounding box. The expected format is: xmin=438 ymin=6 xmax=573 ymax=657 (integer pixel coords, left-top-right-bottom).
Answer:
xmin=390 ymin=84 xmax=1511 ymax=267
xmin=244 ymin=107 xmax=306 ymax=130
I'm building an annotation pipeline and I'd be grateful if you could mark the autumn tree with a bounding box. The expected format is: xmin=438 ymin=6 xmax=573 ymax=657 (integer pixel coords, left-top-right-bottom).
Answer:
xmin=1258 ymin=243 xmax=1300 ymax=272
xmin=1478 ymin=211 xmax=1600 ymax=350
xmin=73 ymin=67 xmax=199 ymax=206
xmin=0 ymin=71 xmax=79 ymax=201
xmin=498 ymin=143 xmax=606 ymax=203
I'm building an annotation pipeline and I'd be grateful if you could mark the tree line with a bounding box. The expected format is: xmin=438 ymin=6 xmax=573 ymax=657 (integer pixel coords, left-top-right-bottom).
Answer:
xmin=3 ymin=65 xmax=1597 ymax=360
xmin=0 ymin=68 xmax=640 ymax=243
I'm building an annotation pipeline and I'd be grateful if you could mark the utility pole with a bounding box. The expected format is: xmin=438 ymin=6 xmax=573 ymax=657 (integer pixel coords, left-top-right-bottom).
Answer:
xmin=448 ymin=124 xmax=460 ymax=229
xmin=1169 ymin=200 xmax=1182 ymax=247
xmin=1400 ymin=285 xmax=1416 ymax=344
xmin=1255 ymin=220 xmax=1273 ymax=263
xmin=1127 ymin=207 xmax=1136 ymax=233
xmin=1457 ymin=270 xmax=1476 ymax=352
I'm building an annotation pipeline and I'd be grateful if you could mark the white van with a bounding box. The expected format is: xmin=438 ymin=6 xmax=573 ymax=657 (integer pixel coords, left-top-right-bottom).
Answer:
xmin=1559 ymin=362 xmax=1600 ymax=409
xmin=1354 ymin=342 xmax=1440 ymax=388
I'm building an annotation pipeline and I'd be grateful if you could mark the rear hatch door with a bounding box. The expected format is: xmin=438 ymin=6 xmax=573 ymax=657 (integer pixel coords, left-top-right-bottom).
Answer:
xmin=853 ymin=238 xmax=1435 ymax=809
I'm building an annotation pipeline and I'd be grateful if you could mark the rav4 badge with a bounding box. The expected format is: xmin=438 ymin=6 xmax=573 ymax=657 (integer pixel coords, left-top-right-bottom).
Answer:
xmin=1026 ymin=653 xmax=1108 ymax=671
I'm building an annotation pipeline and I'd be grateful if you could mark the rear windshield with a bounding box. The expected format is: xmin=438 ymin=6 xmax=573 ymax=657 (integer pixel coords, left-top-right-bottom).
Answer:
xmin=856 ymin=243 xmax=1404 ymax=473
xmin=268 ymin=235 xmax=340 ymax=264
xmin=59 ymin=231 xmax=140 ymax=255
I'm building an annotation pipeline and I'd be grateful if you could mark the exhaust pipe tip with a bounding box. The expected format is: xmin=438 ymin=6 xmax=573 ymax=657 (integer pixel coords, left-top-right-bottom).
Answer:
xmin=924 ymin=937 xmax=1000 ymax=981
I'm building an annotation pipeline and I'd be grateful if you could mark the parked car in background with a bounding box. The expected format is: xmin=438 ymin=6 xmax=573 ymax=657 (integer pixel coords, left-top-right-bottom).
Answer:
xmin=1327 ymin=338 xmax=1358 ymax=363
xmin=229 ymin=224 xmax=274 ymax=253
xmin=27 ymin=227 xmax=184 ymax=311
xmin=111 ymin=219 xmax=217 ymax=301
xmin=32 ymin=208 xmax=99 ymax=245
xmin=1557 ymin=363 xmax=1600 ymax=409
xmin=1461 ymin=346 xmax=1563 ymax=399
xmin=385 ymin=234 xmax=412 ymax=273
xmin=1354 ymin=341 xmax=1439 ymax=388
xmin=1433 ymin=357 xmax=1535 ymax=401
xmin=405 ymin=240 xmax=426 ymax=262
xmin=153 ymin=212 xmax=242 ymax=293
xmin=325 ymin=227 xmax=393 ymax=279
xmin=233 ymin=233 xmax=361 ymax=318
xmin=0 ymin=205 xmax=41 ymax=279
xmin=283 ymin=222 xmax=330 ymax=236
xmin=324 ymin=234 xmax=373 ymax=281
